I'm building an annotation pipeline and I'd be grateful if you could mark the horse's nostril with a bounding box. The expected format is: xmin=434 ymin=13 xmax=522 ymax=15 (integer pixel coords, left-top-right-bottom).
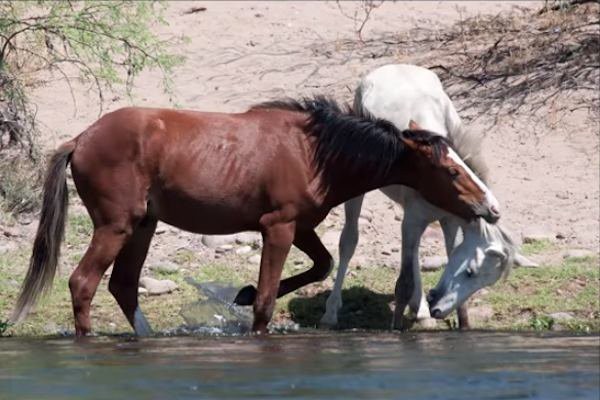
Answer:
xmin=491 ymin=205 xmax=500 ymax=216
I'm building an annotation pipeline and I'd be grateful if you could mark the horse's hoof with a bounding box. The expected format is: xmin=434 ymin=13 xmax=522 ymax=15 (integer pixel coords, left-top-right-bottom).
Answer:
xmin=318 ymin=318 xmax=338 ymax=330
xmin=233 ymin=285 xmax=257 ymax=306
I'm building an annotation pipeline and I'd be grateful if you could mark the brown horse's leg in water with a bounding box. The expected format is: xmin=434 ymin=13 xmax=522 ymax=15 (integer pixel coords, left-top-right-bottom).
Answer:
xmin=278 ymin=229 xmax=333 ymax=297
xmin=234 ymin=229 xmax=332 ymax=305
xmin=69 ymin=224 xmax=130 ymax=336
xmin=108 ymin=215 xmax=157 ymax=336
xmin=457 ymin=304 xmax=470 ymax=330
xmin=252 ymin=222 xmax=295 ymax=333
xmin=393 ymin=265 xmax=415 ymax=331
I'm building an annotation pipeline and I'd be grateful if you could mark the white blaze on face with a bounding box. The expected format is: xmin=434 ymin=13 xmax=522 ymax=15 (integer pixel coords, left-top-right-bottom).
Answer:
xmin=447 ymin=147 xmax=500 ymax=212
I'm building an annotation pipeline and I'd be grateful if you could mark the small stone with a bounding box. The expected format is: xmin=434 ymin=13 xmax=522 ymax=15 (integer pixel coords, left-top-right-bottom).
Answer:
xmin=421 ymin=256 xmax=446 ymax=271
xmin=138 ymin=287 xmax=148 ymax=295
xmin=522 ymin=232 xmax=554 ymax=244
xmin=391 ymin=247 xmax=400 ymax=253
xmin=234 ymin=232 xmax=261 ymax=245
xmin=248 ymin=254 xmax=261 ymax=264
xmin=139 ymin=277 xmax=178 ymax=295
xmin=381 ymin=250 xmax=392 ymax=256
xmin=548 ymin=312 xmax=574 ymax=322
xmin=202 ymin=234 xmax=238 ymax=248
xmin=149 ymin=262 xmax=180 ymax=274
xmin=235 ymin=245 xmax=252 ymax=255
xmin=562 ymin=249 xmax=596 ymax=260
xmin=216 ymin=244 xmax=234 ymax=254
xmin=469 ymin=305 xmax=494 ymax=321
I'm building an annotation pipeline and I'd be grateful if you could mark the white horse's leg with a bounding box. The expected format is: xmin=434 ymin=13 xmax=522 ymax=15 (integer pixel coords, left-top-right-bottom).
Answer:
xmin=320 ymin=195 xmax=365 ymax=328
xmin=392 ymin=209 xmax=428 ymax=330
xmin=440 ymin=217 xmax=470 ymax=329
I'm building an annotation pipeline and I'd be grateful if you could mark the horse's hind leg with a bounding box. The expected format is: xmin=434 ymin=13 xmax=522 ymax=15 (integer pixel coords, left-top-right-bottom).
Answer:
xmin=108 ymin=215 xmax=157 ymax=336
xmin=69 ymin=224 xmax=131 ymax=336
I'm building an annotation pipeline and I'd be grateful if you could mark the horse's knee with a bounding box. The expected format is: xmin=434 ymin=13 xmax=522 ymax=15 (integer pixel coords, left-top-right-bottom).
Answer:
xmin=311 ymin=257 xmax=334 ymax=282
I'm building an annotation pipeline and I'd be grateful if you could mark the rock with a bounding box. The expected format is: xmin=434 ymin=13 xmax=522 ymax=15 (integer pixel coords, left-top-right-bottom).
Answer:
xmin=321 ymin=230 xmax=341 ymax=247
xmin=562 ymin=249 xmax=596 ymax=260
xmin=469 ymin=305 xmax=494 ymax=322
xmin=234 ymin=232 xmax=261 ymax=245
xmin=548 ymin=312 xmax=574 ymax=322
xmin=201 ymin=234 xmax=238 ymax=248
xmin=139 ymin=277 xmax=178 ymax=295
xmin=248 ymin=254 xmax=261 ymax=264
xmin=421 ymin=255 xmax=446 ymax=271
xmin=391 ymin=247 xmax=400 ymax=253
xmin=149 ymin=262 xmax=180 ymax=274
xmin=235 ymin=245 xmax=252 ymax=255
xmin=138 ymin=287 xmax=148 ymax=295
xmin=381 ymin=250 xmax=392 ymax=256
xmin=522 ymin=232 xmax=554 ymax=244
xmin=215 ymin=244 xmax=234 ymax=254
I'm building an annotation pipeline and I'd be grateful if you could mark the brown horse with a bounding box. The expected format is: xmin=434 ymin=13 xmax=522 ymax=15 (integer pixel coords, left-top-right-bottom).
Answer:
xmin=10 ymin=97 xmax=500 ymax=336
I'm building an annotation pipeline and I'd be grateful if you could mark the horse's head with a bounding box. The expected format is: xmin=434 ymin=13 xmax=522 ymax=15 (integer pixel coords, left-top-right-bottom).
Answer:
xmin=427 ymin=220 xmax=515 ymax=319
xmin=400 ymin=120 xmax=500 ymax=223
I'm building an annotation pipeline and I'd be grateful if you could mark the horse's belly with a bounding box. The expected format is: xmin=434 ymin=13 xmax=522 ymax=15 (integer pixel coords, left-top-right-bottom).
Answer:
xmin=149 ymin=189 xmax=264 ymax=234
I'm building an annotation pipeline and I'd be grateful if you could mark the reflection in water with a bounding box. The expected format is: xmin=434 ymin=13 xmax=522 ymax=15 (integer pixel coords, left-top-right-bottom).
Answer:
xmin=1 ymin=332 xmax=598 ymax=399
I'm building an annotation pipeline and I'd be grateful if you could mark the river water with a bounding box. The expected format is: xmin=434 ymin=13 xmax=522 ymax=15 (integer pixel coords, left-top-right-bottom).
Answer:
xmin=1 ymin=332 xmax=598 ymax=399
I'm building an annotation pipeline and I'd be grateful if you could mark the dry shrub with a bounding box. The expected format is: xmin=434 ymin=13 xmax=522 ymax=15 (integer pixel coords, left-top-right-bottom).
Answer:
xmin=426 ymin=2 xmax=599 ymax=122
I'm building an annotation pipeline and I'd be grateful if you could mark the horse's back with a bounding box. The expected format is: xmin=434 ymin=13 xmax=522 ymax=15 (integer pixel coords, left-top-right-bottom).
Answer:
xmin=358 ymin=64 xmax=460 ymax=136
xmin=70 ymin=106 xmax=313 ymax=234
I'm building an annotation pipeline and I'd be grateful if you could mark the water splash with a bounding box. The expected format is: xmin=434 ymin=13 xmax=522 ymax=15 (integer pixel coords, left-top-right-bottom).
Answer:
xmin=179 ymin=279 xmax=253 ymax=335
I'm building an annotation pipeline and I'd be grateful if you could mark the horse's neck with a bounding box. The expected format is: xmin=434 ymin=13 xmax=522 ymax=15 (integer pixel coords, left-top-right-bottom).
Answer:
xmin=320 ymin=160 xmax=417 ymax=209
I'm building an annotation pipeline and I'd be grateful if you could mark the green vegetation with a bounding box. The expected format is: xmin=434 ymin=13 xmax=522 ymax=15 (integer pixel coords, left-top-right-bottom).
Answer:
xmin=0 ymin=212 xmax=598 ymax=336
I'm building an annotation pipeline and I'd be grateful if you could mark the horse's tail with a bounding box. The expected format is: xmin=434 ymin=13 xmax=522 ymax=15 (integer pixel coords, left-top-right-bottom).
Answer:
xmin=10 ymin=140 xmax=77 ymax=323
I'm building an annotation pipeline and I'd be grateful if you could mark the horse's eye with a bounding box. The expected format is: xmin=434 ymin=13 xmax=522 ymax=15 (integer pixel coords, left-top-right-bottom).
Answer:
xmin=449 ymin=167 xmax=459 ymax=178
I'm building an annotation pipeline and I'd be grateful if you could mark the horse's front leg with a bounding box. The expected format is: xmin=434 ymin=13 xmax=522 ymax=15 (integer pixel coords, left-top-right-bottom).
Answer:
xmin=252 ymin=221 xmax=295 ymax=334
xmin=393 ymin=211 xmax=428 ymax=330
xmin=440 ymin=217 xmax=470 ymax=330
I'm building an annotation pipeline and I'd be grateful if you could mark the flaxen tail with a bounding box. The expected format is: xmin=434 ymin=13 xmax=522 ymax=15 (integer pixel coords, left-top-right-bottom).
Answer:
xmin=10 ymin=140 xmax=76 ymax=323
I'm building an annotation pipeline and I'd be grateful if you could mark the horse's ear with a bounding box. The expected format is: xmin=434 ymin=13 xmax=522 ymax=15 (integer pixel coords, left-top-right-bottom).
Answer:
xmin=408 ymin=120 xmax=422 ymax=130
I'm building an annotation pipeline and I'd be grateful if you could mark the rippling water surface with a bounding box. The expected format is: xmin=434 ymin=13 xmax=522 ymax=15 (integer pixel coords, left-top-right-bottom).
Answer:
xmin=1 ymin=332 xmax=598 ymax=399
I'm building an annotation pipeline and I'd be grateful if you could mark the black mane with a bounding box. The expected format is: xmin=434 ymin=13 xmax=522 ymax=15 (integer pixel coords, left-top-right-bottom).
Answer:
xmin=251 ymin=96 xmax=450 ymax=187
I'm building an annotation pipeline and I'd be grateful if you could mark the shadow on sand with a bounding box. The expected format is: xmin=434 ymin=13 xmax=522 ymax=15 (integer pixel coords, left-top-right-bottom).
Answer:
xmin=288 ymin=287 xmax=394 ymax=330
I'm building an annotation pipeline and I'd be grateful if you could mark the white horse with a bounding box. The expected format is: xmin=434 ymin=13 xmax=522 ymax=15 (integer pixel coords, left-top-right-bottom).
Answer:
xmin=320 ymin=64 xmax=533 ymax=329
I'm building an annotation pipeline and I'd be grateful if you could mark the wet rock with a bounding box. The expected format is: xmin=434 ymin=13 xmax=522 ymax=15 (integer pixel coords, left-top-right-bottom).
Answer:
xmin=548 ymin=312 xmax=574 ymax=322
xmin=248 ymin=254 xmax=261 ymax=264
xmin=139 ymin=277 xmax=178 ymax=295
xmin=421 ymin=256 xmax=446 ymax=271
xmin=562 ymin=249 xmax=596 ymax=260
xmin=469 ymin=305 xmax=494 ymax=322
xmin=149 ymin=262 xmax=180 ymax=274
xmin=235 ymin=245 xmax=252 ymax=255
